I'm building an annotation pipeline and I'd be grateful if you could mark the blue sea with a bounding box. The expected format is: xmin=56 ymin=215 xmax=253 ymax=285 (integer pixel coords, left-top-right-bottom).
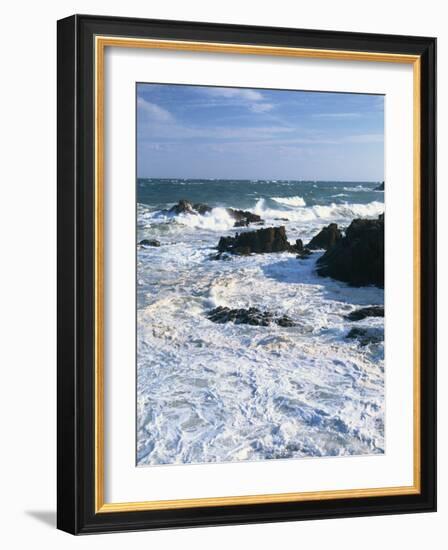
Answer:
xmin=136 ymin=179 xmax=385 ymax=466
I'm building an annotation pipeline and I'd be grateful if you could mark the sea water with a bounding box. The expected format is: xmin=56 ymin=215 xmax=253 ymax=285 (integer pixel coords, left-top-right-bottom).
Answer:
xmin=136 ymin=179 xmax=385 ymax=466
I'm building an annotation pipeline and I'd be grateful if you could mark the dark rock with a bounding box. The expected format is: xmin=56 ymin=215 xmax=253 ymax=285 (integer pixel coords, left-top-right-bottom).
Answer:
xmin=139 ymin=239 xmax=161 ymax=247
xmin=217 ymin=226 xmax=293 ymax=254
xmin=168 ymin=199 xmax=197 ymax=215
xmin=345 ymin=306 xmax=384 ymax=321
xmin=227 ymin=208 xmax=262 ymax=226
xmin=206 ymin=306 xmax=295 ymax=327
xmin=375 ymin=182 xmax=385 ymax=191
xmin=294 ymin=238 xmax=312 ymax=258
xmin=275 ymin=315 xmax=296 ymax=327
xmin=307 ymin=223 xmax=342 ymax=250
xmin=316 ymin=215 xmax=384 ymax=287
xmin=193 ymin=202 xmax=213 ymax=215
xmin=210 ymin=252 xmax=232 ymax=261
xmin=346 ymin=327 xmax=383 ymax=346
xmin=233 ymin=246 xmax=252 ymax=256
xmin=167 ymin=200 xmax=263 ymax=226
xmin=234 ymin=219 xmax=249 ymax=228
xmin=295 ymin=239 xmax=304 ymax=252
xmin=296 ymin=249 xmax=312 ymax=259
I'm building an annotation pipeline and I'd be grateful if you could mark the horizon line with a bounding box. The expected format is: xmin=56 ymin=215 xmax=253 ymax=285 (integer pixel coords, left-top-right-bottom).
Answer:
xmin=137 ymin=177 xmax=384 ymax=183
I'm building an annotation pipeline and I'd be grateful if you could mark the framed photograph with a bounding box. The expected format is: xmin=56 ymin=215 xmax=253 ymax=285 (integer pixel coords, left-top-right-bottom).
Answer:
xmin=57 ymin=14 xmax=436 ymax=534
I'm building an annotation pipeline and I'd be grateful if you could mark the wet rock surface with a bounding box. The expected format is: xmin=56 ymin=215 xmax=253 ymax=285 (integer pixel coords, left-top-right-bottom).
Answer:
xmin=227 ymin=208 xmax=262 ymax=226
xmin=316 ymin=215 xmax=384 ymax=287
xmin=206 ymin=306 xmax=296 ymax=327
xmin=217 ymin=226 xmax=295 ymax=255
xmin=346 ymin=327 xmax=383 ymax=346
xmin=345 ymin=306 xmax=384 ymax=321
xmin=139 ymin=239 xmax=161 ymax=247
xmin=307 ymin=223 xmax=342 ymax=250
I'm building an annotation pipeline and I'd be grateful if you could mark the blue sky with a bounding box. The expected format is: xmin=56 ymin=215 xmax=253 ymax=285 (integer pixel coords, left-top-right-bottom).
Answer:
xmin=137 ymin=83 xmax=384 ymax=181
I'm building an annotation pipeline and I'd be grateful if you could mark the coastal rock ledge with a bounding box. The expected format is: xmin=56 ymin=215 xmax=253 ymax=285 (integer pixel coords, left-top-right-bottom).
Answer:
xmin=316 ymin=214 xmax=384 ymax=287
xmin=218 ymin=226 xmax=296 ymax=255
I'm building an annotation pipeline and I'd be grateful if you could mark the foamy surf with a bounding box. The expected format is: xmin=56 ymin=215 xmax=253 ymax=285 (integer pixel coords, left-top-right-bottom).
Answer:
xmin=136 ymin=179 xmax=385 ymax=466
xmin=271 ymin=195 xmax=306 ymax=207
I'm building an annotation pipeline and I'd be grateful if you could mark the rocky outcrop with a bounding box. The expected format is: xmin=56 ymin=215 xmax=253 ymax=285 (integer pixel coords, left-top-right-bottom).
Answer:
xmin=346 ymin=327 xmax=383 ymax=346
xmin=227 ymin=208 xmax=262 ymax=226
xmin=206 ymin=306 xmax=295 ymax=327
xmin=139 ymin=239 xmax=161 ymax=247
xmin=345 ymin=306 xmax=384 ymax=321
xmin=167 ymin=200 xmax=262 ymax=227
xmin=217 ymin=226 xmax=294 ymax=255
xmin=168 ymin=200 xmax=198 ymax=215
xmin=316 ymin=215 xmax=384 ymax=287
xmin=193 ymin=202 xmax=213 ymax=215
xmin=375 ymin=182 xmax=385 ymax=191
xmin=307 ymin=223 xmax=342 ymax=250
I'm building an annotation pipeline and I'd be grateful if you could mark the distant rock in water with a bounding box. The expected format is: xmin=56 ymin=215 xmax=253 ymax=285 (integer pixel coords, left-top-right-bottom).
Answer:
xmin=207 ymin=306 xmax=296 ymax=327
xmin=167 ymin=200 xmax=262 ymax=226
xmin=345 ymin=306 xmax=384 ymax=321
xmin=346 ymin=327 xmax=383 ymax=346
xmin=375 ymin=182 xmax=385 ymax=191
xmin=226 ymin=208 xmax=262 ymax=227
xmin=218 ymin=226 xmax=294 ymax=255
xmin=139 ymin=239 xmax=161 ymax=247
xmin=307 ymin=223 xmax=342 ymax=250
xmin=316 ymin=214 xmax=384 ymax=287
xmin=168 ymin=199 xmax=198 ymax=215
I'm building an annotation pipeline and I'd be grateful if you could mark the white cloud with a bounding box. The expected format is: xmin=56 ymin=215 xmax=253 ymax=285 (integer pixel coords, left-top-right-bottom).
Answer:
xmin=203 ymin=87 xmax=264 ymax=102
xmin=199 ymin=87 xmax=277 ymax=114
xmin=250 ymin=103 xmax=274 ymax=113
xmin=137 ymin=97 xmax=174 ymax=122
xmin=312 ymin=112 xmax=361 ymax=118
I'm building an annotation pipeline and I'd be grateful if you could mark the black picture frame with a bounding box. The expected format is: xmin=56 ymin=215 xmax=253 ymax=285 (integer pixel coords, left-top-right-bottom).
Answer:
xmin=57 ymin=14 xmax=436 ymax=534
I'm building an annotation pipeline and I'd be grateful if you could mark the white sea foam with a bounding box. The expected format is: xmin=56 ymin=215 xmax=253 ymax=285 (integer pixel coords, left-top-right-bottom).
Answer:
xmin=136 ymin=183 xmax=385 ymax=466
xmin=271 ymin=196 xmax=306 ymax=207
xmin=175 ymin=207 xmax=236 ymax=231
xmin=137 ymin=211 xmax=385 ymax=466
xmin=253 ymin=198 xmax=383 ymax=224
xmin=342 ymin=185 xmax=372 ymax=192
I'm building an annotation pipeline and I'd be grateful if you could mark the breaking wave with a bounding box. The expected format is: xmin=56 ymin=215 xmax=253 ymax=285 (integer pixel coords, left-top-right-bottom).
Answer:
xmin=271 ymin=196 xmax=306 ymax=207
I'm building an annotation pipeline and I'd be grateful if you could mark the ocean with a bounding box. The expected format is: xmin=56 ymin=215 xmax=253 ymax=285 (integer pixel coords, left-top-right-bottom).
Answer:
xmin=136 ymin=179 xmax=385 ymax=466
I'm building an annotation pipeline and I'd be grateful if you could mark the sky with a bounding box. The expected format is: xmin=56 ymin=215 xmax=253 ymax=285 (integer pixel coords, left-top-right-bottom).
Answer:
xmin=137 ymin=83 xmax=384 ymax=181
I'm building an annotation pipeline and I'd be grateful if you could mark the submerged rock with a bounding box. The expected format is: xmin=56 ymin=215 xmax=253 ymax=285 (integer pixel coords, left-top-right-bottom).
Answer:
xmin=206 ymin=306 xmax=296 ymax=327
xmin=307 ymin=223 xmax=342 ymax=250
xmin=316 ymin=215 xmax=384 ymax=287
xmin=139 ymin=239 xmax=161 ymax=247
xmin=345 ymin=306 xmax=384 ymax=321
xmin=346 ymin=327 xmax=383 ymax=346
xmin=217 ymin=226 xmax=294 ymax=255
